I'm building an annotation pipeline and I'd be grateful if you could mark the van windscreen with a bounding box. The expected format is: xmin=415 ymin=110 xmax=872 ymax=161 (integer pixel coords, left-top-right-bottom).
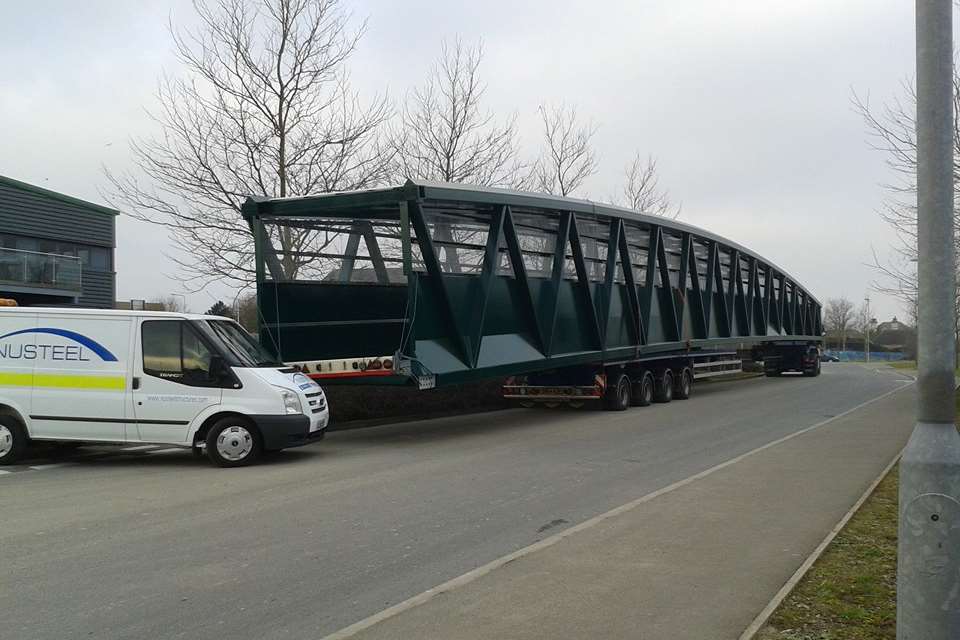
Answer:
xmin=203 ymin=320 xmax=282 ymax=367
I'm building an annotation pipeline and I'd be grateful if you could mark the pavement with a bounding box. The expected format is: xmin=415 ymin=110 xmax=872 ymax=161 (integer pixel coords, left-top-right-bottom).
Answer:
xmin=0 ymin=364 xmax=914 ymax=639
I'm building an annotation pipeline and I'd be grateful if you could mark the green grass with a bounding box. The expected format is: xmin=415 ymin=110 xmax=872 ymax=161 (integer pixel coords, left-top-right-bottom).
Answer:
xmin=757 ymin=465 xmax=899 ymax=640
xmin=888 ymin=361 xmax=916 ymax=370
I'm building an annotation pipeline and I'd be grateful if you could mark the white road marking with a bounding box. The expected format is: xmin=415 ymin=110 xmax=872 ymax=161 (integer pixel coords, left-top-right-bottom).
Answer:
xmin=28 ymin=464 xmax=68 ymax=471
xmin=0 ymin=469 xmax=11 ymax=475
xmin=321 ymin=382 xmax=915 ymax=640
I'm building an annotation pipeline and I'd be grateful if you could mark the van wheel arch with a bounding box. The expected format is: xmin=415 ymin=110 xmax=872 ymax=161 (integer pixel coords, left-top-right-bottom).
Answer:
xmin=194 ymin=412 xmax=259 ymax=446
xmin=0 ymin=404 xmax=27 ymax=429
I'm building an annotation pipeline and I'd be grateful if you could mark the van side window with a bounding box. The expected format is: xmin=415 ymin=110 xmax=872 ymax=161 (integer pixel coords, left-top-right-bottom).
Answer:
xmin=142 ymin=321 xmax=214 ymax=386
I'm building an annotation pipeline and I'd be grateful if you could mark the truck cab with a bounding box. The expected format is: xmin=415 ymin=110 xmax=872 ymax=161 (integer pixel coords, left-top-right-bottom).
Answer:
xmin=0 ymin=308 xmax=329 ymax=467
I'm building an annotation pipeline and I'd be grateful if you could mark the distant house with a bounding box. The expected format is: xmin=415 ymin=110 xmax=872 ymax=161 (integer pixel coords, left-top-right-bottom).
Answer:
xmin=874 ymin=316 xmax=915 ymax=354
xmin=0 ymin=175 xmax=116 ymax=308
xmin=114 ymin=300 xmax=168 ymax=312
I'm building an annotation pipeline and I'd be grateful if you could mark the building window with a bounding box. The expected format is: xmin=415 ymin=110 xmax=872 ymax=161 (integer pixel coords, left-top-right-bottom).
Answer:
xmin=0 ymin=233 xmax=112 ymax=271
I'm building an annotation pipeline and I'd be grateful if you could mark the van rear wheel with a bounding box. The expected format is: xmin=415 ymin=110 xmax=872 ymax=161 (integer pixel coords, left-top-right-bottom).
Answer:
xmin=206 ymin=418 xmax=262 ymax=468
xmin=0 ymin=415 xmax=28 ymax=466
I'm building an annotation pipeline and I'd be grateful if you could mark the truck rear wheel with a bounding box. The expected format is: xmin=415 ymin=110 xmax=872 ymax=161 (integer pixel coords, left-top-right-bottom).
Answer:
xmin=803 ymin=360 xmax=821 ymax=377
xmin=654 ymin=371 xmax=674 ymax=403
xmin=631 ymin=371 xmax=655 ymax=407
xmin=0 ymin=415 xmax=28 ymax=466
xmin=604 ymin=373 xmax=631 ymax=411
xmin=675 ymin=368 xmax=693 ymax=400
xmin=206 ymin=417 xmax=263 ymax=468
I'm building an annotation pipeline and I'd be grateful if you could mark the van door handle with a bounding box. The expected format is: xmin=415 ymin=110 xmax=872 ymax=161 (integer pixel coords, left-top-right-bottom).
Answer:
xmin=132 ymin=377 xmax=141 ymax=390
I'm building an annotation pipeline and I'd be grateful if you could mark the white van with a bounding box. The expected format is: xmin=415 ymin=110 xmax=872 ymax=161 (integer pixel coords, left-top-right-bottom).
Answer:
xmin=0 ymin=307 xmax=328 ymax=467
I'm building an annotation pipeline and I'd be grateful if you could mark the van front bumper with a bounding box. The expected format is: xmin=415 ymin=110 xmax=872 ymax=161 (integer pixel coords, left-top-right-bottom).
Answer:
xmin=251 ymin=414 xmax=315 ymax=450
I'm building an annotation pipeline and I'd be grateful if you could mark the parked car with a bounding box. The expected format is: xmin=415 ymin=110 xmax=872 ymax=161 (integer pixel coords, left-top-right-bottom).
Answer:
xmin=820 ymin=353 xmax=841 ymax=362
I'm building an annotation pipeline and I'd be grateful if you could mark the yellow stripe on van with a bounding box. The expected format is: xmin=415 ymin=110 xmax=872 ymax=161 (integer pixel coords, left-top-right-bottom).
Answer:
xmin=0 ymin=373 xmax=126 ymax=390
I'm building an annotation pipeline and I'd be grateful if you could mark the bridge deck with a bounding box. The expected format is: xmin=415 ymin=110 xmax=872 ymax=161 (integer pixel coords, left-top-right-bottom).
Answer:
xmin=242 ymin=181 xmax=822 ymax=386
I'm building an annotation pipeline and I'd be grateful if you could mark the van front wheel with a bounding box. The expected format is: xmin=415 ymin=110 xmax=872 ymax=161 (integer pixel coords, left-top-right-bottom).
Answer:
xmin=206 ymin=418 xmax=263 ymax=468
xmin=0 ymin=416 xmax=28 ymax=466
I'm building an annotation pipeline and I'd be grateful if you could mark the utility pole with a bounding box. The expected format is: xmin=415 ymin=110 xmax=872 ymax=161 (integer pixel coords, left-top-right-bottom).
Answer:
xmin=898 ymin=1 xmax=960 ymax=637
xmin=865 ymin=295 xmax=871 ymax=362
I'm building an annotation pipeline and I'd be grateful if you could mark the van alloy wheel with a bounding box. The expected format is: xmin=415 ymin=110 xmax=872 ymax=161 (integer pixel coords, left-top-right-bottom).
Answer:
xmin=0 ymin=425 xmax=13 ymax=458
xmin=216 ymin=426 xmax=254 ymax=462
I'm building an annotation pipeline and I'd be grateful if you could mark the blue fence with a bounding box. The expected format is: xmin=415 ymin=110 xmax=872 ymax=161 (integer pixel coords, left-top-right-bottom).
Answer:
xmin=824 ymin=350 xmax=906 ymax=362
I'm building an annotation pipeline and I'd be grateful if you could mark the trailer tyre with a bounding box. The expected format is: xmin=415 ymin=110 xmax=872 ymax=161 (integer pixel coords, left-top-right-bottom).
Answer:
xmin=675 ymin=368 xmax=693 ymax=400
xmin=206 ymin=417 xmax=263 ymax=468
xmin=604 ymin=373 xmax=631 ymax=411
xmin=632 ymin=371 xmax=655 ymax=407
xmin=0 ymin=415 xmax=28 ymax=466
xmin=654 ymin=371 xmax=674 ymax=403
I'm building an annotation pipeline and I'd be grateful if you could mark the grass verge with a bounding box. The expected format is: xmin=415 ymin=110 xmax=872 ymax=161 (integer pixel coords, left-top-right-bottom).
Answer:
xmin=756 ymin=464 xmax=899 ymax=640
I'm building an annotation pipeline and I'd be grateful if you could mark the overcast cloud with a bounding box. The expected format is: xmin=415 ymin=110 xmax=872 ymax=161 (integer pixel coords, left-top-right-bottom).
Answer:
xmin=0 ymin=0 xmax=923 ymax=319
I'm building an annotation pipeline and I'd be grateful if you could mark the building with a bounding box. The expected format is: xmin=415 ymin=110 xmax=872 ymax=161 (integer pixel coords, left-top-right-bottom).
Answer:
xmin=0 ymin=175 xmax=116 ymax=308
xmin=873 ymin=316 xmax=916 ymax=355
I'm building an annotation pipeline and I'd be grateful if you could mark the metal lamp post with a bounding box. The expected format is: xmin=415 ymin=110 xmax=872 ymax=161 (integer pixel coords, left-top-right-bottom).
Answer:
xmin=898 ymin=1 xmax=960 ymax=637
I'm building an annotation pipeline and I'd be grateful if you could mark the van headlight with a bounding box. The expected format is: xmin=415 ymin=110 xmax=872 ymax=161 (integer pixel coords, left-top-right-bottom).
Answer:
xmin=278 ymin=389 xmax=302 ymax=415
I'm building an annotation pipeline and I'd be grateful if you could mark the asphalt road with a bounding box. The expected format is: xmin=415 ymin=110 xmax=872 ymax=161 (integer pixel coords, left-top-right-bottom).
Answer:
xmin=0 ymin=364 xmax=910 ymax=640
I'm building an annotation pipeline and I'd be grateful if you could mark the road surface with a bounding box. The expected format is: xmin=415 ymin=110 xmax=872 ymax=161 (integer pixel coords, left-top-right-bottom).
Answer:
xmin=0 ymin=364 xmax=910 ymax=639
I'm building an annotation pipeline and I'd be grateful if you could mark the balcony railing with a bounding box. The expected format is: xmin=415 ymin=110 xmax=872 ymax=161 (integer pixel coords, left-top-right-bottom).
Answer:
xmin=0 ymin=247 xmax=82 ymax=293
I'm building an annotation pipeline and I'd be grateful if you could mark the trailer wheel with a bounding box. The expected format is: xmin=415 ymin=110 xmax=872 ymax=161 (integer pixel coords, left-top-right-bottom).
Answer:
xmin=206 ymin=417 xmax=263 ymax=468
xmin=654 ymin=370 xmax=674 ymax=403
xmin=604 ymin=373 xmax=631 ymax=411
xmin=0 ymin=415 xmax=28 ymax=466
xmin=631 ymin=371 xmax=655 ymax=407
xmin=675 ymin=368 xmax=693 ymax=400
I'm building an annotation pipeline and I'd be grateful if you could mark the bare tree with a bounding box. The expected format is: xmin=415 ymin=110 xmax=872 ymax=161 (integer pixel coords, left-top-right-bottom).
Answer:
xmin=853 ymin=73 xmax=960 ymax=354
xmin=392 ymin=39 xmax=526 ymax=187
xmin=533 ymin=104 xmax=598 ymax=197
xmin=106 ymin=0 xmax=392 ymax=288
xmin=231 ymin=293 xmax=260 ymax=332
xmin=156 ymin=295 xmax=189 ymax=313
xmin=823 ymin=296 xmax=855 ymax=350
xmin=617 ymin=152 xmax=680 ymax=218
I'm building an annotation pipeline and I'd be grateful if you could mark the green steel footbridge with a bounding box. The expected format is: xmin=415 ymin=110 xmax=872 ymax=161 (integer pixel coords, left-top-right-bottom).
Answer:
xmin=242 ymin=181 xmax=822 ymax=387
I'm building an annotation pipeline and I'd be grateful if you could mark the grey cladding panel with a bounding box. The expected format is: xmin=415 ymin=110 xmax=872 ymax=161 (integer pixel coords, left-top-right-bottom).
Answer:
xmin=76 ymin=270 xmax=115 ymax=309
xmin=0 ymin=182 xmax=115 ymax=247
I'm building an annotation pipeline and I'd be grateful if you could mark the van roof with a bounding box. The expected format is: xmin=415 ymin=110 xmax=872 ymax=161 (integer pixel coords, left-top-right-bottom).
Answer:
xmin=0 ymin=307 xmax=233 ymax=322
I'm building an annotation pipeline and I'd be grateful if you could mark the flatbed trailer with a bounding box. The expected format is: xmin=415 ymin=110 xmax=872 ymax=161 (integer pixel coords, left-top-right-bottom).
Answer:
xmin=242 ymin=181 xmax=822 ymax=408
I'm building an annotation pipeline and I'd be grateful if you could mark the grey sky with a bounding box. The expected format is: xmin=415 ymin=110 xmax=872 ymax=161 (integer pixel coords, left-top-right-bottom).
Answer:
xmin=0 ymin=0 xmax=920 ymax=319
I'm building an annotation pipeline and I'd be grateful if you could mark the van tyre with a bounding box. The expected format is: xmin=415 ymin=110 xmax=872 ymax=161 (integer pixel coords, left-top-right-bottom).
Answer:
xmin=632 ymin=371 xmax=655 ymax=407
xmin=0 ymin=415 xmax=28 ymax=466
xmin=675 ymin=368 xmax=693 ymax=400
xmin=206 ymin=417 xmax=263 ymax=468
xmin=654 ymin=371 xmax=674 ymax=403
xmin=604 ymin=373 xmax=631 ymax=411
